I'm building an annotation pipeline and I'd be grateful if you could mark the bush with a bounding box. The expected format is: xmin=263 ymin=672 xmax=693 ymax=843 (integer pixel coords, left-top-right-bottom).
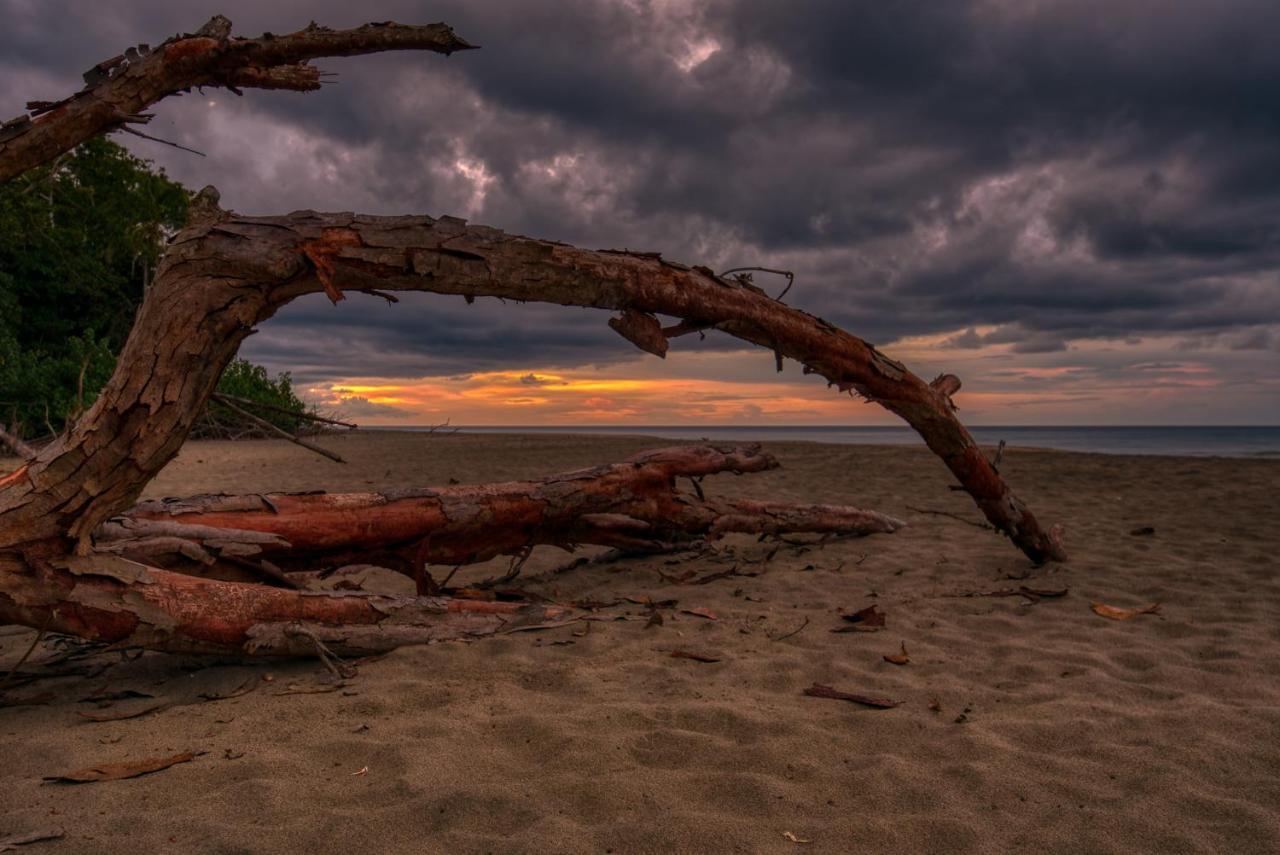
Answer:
xmin=197 ymin=359 xmax=313 ymax=438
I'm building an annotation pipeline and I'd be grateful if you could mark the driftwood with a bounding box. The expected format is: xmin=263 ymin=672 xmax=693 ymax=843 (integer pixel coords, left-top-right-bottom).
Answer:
xmin=95 ymin=444 xmax=903 ymax=587
xmin=0 ymin=15 xmax=1065 ymax=658
xmin=0 ymin=426 xmax=35 ymax=460
xmin=0 ymin=18 xmax=473 ymax=183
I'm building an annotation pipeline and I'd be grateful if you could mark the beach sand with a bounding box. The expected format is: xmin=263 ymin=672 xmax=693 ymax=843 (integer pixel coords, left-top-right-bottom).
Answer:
xmin=1 ymin=431 xmax=1277 ymax=853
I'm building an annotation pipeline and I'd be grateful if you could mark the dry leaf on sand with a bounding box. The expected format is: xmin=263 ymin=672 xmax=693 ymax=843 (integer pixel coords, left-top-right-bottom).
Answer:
xmin=681 ymin=607 xmax=718 ymax=620
xmin=803 ymin=683 xmax=900 ymax=709
xmin=43 ymin=750 xmax=201 ymax=784
xmin=782 ymin=831 xmax=812 ymax=844
xmin=1091 ymin=602 xmax=1162 ymax=621
xmin=834 ymin=604 xmax=885 ymax=632
xmin=883 ymin=643 xmax=910 ymax=665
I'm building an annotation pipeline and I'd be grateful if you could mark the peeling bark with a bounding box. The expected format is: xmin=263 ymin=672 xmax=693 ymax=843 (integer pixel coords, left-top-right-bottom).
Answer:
xmin=0 ymin=197 xmax=1063 ymax=564
xmin=0 ymin=14 xmax=1065 ymax=659
xmin=0 ymin=550 xmax=568 ymax=656
xmin=0 ymin=17 xmax=472 ymax=184
xmin=93 ymin=445 xmax=904 ymax=582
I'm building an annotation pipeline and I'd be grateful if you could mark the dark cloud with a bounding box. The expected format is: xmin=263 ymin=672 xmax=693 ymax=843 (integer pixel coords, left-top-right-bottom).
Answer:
xmin=2 ymin=0 xmax=1277 ymax=410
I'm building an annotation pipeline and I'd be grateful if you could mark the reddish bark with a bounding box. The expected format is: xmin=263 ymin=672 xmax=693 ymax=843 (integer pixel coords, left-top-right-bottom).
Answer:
xmin=0 ymin=14 xmax=1065 ymax=659
xmin=0 ymin=550 xmax=567 ymax=656
xmin=0 ymin=17 xmax=472 ymax=183
xmin=93 ymin=445 xmax=903 ymax=582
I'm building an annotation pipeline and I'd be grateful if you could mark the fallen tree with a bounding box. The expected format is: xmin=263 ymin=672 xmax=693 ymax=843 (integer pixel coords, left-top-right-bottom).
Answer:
xmin=95 ymin=444 xmax=904 ymax=589
xmin=0 ymin=15 xmax=1064 ymax=657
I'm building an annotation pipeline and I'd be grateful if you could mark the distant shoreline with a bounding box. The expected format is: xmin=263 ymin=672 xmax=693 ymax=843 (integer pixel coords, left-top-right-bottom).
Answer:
xmin=358 ymin=424 xmax=1280 ymax=459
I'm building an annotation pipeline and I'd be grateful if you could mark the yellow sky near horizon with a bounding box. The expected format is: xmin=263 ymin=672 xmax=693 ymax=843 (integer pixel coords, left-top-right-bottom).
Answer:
xmin=300 ymin=328 xmax=1273 ymax=426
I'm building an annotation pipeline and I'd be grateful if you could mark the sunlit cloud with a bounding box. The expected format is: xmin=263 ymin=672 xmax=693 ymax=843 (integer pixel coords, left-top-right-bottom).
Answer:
xmin=298 ymin=323 xmax=1277 ymax=426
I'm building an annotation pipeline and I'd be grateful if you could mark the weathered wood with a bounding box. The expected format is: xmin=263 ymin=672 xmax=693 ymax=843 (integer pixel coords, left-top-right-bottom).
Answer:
xmin=0 ymin=549 xmax=568 ymax=656
xmin=209 ymin=393 xmax=346 ymax=463
xmin=0 ymin=426 xmax=35 ymax=460
xmin=0 ymin=17 xmax=473 ymax=184
xmin=93 ymin=445 xmax=904 ymax=580
xmin=0 ymin=13 xmax=1065 ymax=660
xmin=0 ymin=196 xmax=1063 ymax=563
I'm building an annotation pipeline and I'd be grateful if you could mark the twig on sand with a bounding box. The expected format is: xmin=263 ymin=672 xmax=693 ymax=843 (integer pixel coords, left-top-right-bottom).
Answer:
xmin=904 ymin=505 xmax=994 ymax=531
xmin=770 ymin=616 xmax=810 ymax=642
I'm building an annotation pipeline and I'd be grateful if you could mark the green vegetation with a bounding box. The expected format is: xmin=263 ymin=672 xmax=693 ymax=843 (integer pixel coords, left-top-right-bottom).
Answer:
xmin=0 ymin=138 xmax=309 ymax=441
xmin=196 ymin=359 xmax=310 ymax=438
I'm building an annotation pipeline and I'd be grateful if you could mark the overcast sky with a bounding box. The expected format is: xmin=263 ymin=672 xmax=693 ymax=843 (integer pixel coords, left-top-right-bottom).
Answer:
xmin=3 ymin=0 xmax=1277 ymax=425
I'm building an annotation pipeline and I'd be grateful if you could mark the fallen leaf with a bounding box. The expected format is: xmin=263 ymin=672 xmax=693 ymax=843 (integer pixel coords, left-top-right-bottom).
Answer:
xmin=644 ymin=610 xmax=664 ymax=628
xmin=928 ymin=697 xmax=941 ymax=712
xmin=352 ymin=724 xmax=370 ymax=734
xmin=44 ymin=751 xmax=200 ymax=784
xmin=352 ymin=766 xmax=368 ymax=777
xmin=222 ymin=749 xmax=244 ymax=760
xmin=670 ymin=649 xmax=720 ymax=663
xmin=0 ymin=830 xmax=64 ymax=851
xmin=840 ymin=604 xmax=885 ymax=629
xmin=802 ymin=683 xmax=899 ymax=709
xmin=681 ymin=607 xmax=718 ymax=621
xmin=782 ymin=831 xmax=812 ymax=844
xmin=626 ymin=596 xmax=679 ymax=608
xmin=1091 ymin=602 xmax=1162 ymax=620
xmin=77 ymin=702 xmax=169 ymax=722
xmin=883 ymin=643 xmax=910 ymax=665
xmin=571 ymin=622 xmax=591 ymax=638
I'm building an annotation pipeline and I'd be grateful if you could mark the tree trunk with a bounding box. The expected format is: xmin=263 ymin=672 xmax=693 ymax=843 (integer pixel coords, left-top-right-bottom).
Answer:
xmin=0 ymin=549 xmax=569 ymax=656
xmin=93 ymin=444 xmax=903 ymax=584
xmin=0 ymin=14 xmax=1065 ymax=659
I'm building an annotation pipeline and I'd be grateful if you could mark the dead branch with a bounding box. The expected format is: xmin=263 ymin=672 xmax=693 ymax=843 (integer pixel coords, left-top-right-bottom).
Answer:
xmin=0 ymin=13 xmax=1066 ymax=661
xmin=0 ymin=425 xmax=35 ymax=460
xmin=209 ymin=393 xmax=345 ymax=462
xmin=0 ymin=550 xmax=570 ymax=656
xmin=93 ymin=445 xmax=903 ymax=583
xmin=214 ymin=393 xmax=357 ymax=429
xmin=0 ymin=17 xmax=473 ymax=183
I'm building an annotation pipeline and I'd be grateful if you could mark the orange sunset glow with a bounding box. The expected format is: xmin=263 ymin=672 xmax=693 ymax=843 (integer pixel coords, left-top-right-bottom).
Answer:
xmin=303 ymin=331 xmax=1271 ymax=427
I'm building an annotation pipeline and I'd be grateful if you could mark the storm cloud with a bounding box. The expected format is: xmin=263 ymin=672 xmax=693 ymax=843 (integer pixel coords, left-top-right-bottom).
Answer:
xmin=2 ymin=0 xmax=1276 ymax=421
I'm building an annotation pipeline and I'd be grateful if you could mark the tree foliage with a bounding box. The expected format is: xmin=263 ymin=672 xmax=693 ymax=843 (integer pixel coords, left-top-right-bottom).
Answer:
xmin=0 ymin=138 xmax=187 ymax=436
xmin=195 ymin=359 xmax=311 ymax=438
xmin=0 ymin=138 xmax=308 ymax=439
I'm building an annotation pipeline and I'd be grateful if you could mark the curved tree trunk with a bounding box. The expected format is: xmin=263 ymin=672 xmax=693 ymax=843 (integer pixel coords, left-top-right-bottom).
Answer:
xmin=0 ymin=14 xmax=1064 ymax=658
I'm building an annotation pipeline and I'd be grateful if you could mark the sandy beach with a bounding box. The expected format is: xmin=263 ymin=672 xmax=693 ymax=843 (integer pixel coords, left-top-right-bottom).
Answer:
xmin=1 ymin=431 xmax=1277 ymax=854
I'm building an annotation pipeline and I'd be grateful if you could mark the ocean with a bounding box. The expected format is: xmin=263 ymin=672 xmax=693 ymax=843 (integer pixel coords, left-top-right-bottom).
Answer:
xmin=407 ymin=425 xmax=1280 ymax=458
